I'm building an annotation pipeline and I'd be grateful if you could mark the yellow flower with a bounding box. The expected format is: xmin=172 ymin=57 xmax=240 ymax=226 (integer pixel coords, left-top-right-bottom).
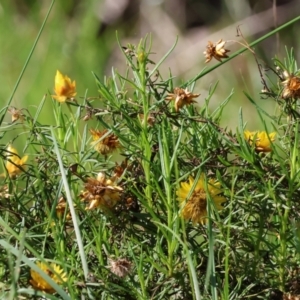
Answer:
xmin=90 ymin=129 xmax=120 ymax=155
xmin=30 ymin=261 xmax=67 ymax=294
xmin=165 ymin=87 xmax=200 ymax=112
xmin=52 ymin=70 xmax=76 ymax=103
xmin=5 ymin=145 xmax=28 ymax=178
xmin=204 ymin=39 xmax=230 ymax=63
xmin=176 ymin=174 xmax=226 ymax=225
xmin=282 ymin=73 xmax=300 ymax=99
xmin=244 ymin=130 xmax=276 ymax=153
xmin=80 ymin=172 xmax=123 ymax=211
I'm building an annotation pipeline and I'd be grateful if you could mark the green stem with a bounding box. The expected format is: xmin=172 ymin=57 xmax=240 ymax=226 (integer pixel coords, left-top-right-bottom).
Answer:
xmin=66 ymin=103 xmax=79 ymax=153
xmin=160 ymin=124 xmax=174 ymax=276
xmin=278 ymin=118 xmax=300 ymax=290
xmin=279 ymin=206 xmax=288 ymax=290
xmin=223 ymin=176 xmax=235 ymax=299
xmin=138 ymin=45 xmax=152 ymax=207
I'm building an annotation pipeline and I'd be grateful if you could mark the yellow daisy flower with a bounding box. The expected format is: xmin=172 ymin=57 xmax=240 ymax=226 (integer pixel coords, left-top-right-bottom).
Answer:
xmin=244 ymin=130 xmax=276 ymax=153
xmin=5 ymin=145 xmax=28 ymax=178
xmin=30 ymin=261 xmax=67 ymax=294
xmin=177 ymin=174 xmax=226 ymax=225
xmin=52 ymin=70 xmax=76 ymax=103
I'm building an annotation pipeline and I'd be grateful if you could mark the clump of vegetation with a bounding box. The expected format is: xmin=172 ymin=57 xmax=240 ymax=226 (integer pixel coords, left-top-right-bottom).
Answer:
xmin=1 ymin=5 xmax=300 ymax=300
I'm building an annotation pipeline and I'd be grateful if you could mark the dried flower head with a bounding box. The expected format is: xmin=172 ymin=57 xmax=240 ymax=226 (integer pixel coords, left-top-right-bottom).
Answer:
xmin=124 ymin=196 xmax=138 ymax=211
xmin=52 ymin=70 xmax=76 ymax=103
xmin=90 ymin=129 xmax=120 ymax=155
xmin=177 ymin=174 xmax=226 ymax=225
xmin=138 ymin=113 xmax=155 ymax=126
xmin=204 ymin=39 xmax=230 ymax=63
xmin=113 ymin=160 xmax=128 ymax=179
xmin=5 ymin=145 xmax=28 ymax=178
xmin=82 ymin=111 xmax=93 ymax=121
xmin=80 ymin=172 xmax=123 ymax=211
xmin=244 ymin=130 xmax=276 ymax=153
xmin=55 ymin=197 xmax=72 ymax=220
xmin=282 ymin=72 xmax=300 ymax=99
xmin=108 ymin=258 xmax=132 ymax=278
xmin=8 ymin=107 xmax=24 ymax=122
xmin=0 ymin=185 xmax=11 ymax=199
xmin=30 ymin=261 xmax=67 ymax=294
xmin=166 ymin=87 xmax=200 ymax=112
xmin=283 ymin=293 xmax=300 ymax=300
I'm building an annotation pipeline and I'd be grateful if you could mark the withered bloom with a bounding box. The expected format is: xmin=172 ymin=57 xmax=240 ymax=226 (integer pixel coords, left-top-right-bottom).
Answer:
xmin=82 ymin=112 xmax=93 ymax=121
xmin=113 ymin=160 xmax=128 ymax=179
xmin=108 ymin=258 xmax=132 ymax=278
xmin=166 ymin=87 xmax=200 ymax=112
xmin=204 ymin=39 xmax=230 ymax=63
xmin=90 ymin=129 xmax=120 ymax=155
xmin=55 ymin=197 xmax=72 ymax=219
xmin=138 ymin=114 xmax=155 ymax=126
xmin=80 ymin=172 xmax=123 ymax=211
xmin=282 ymin=293 xmax=300 ymax=300
xmin=0 ymin=185 xmax=11 ymax=199
xmin=282 ymin=72 xmax=300 ymax=99
xmin=8 ymin=107 xmax=24 ymax=122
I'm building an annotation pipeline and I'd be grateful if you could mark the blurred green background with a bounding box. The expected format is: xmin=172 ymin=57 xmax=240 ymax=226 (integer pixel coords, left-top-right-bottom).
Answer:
xmin=0 ymin=0 xmax=299 ymax=141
